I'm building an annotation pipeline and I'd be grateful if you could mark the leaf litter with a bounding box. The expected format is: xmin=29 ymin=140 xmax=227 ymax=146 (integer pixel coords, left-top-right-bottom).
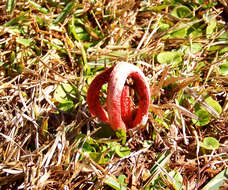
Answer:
xmin=0 ymin=0 xmax=227 ymax=189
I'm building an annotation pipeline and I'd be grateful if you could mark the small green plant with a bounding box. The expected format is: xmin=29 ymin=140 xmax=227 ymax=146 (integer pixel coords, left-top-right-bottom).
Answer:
xmin=77 ymin=136 xmax=130 ymax=165
xmin=200 ymin=137 xmax=220 ymax=150
xmin=157 ymin=51 xmax=183 ymax=65
xmin=219 ymin=62 xmax=228 ymax=75
xmin=104 ymin=175 xmax=127 ymax=190
xmin=54 ymin=83 xmax=82 ymax=111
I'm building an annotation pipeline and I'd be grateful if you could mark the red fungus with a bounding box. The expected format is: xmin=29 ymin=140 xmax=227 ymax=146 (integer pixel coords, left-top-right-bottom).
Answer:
xmin=87 ymin=66 xmax=132 ymax=125
xmin=87 ymin=62 xmax=150 ymax=131
xmin=86 ymin=66 xmax=114 ymax=123
xmin=107 ymin=62 xmax=150 ymax=130
xmin=121 ymin=85 xmax=134 ymax=129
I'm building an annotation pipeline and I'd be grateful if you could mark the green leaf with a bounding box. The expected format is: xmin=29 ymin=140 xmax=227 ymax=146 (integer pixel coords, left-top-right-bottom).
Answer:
xmin=52 ymin=39 xmax=64 ymax=46
xmin=169 ymin=170 xmax=183 ymax=190
xmin=81 ymin=141 xmax=96 ymax=153
xmin=115 ymin=129 xmax=127 ymax=144
xmin=28 ymin=0 xmax=49 ymax=14
xmin=192 ymin=105 xmax=210 ymax=126
xmin=71 ymin=25 xmax=90 ymax=41
xmin=53 ymin=83 xmax=79 ymax=111
xmin=4 ymin=11 xmax=29 ymax=26
xmin=115 ymin=144 xmax=130 ymax=158
xmin=205 ymin=96 xmax=222 ymax=115
xmin=191 ymin=43 xmax=202 ymax=53
xmin=180 ymin=43 xmax=202 ymax=54
xmin=53 ymin=0 xmax=75 ymax=24
xmin=36 ymin=15 xmax=44 ymax=26
xmin=218 ymin=32 xmax=228 ymax=40
xmin=208 ymin=45 xmax=221 ymax=52
xmin=158 ymin=23 xmax=170 ymax=32
xmin=6 ymin=0 xmax=15 ymax=13
xmin=157 ymin=51 xmax=183 ymax=64
xmin=195 ymin=62 xmax=206 ymax=74
xmin=91 ymin=124 xmax=114 ymax=138
xmin=150 ymin=5 xmax=167 ymax=12
xmin=118 ymin=174 xmax=127 ymax=186
xmin=54 ymin=83 xmax=76 ymax=104
xmin=169 ymin=27 xmax=188 ymax=38
xmin=104 ymin=176 xmax=127 ymax=190
xmin=189 ymin=43 xmax=202 ymax=53
xmin=200 ymin=137 xmax=220 ymax=150
xmin=90 ymin=152 xmax=111 ymax=164
xmin=41 ymin=117 xmax=49 ymax=137
xmin=201 ymin=169 xmax=228 ymax=190
xmin=44 ymin=39 xmax=67 ymax=54
xmin=89 ymin=152 xmax=101 ymax=163
xmin=16 ymin=38 xmax=34 ymax=47
xmin=58 ymin=102 xmax=74 ymax=112
xmin=189 ymin=26 xmax=203 ymax=38
xmin=219 ymin=63 xmax=228 ymax=75
xmin=171 ymin=6 xmax=192 ymax=18
xmin=10 ymin=51 xmax=15 ymax=64
xmin=206 ymin=18 xmax=216 ymax=39
xmin=219 ymin=47 xmax=228 ymax=55
xmin=68 ymin=21 xmax=90 ymax=73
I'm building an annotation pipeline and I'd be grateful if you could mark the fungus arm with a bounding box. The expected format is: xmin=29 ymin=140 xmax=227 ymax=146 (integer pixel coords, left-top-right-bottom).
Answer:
xmin=107 ymin=62 xmax=150 ymax=130
xmin=121 ymin=85 xmax=134 ymax=129
xmin=87 ymin=66 xmax=114 ymax=123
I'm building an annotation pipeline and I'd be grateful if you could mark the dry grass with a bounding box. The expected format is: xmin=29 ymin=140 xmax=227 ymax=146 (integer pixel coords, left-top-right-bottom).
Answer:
xmin=0 ymin=0 xmax=228 ymax=189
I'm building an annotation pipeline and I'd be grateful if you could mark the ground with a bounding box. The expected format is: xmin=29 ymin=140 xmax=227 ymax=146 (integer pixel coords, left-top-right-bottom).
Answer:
xmin=0 ymin=0 xmax=227 ymax=189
